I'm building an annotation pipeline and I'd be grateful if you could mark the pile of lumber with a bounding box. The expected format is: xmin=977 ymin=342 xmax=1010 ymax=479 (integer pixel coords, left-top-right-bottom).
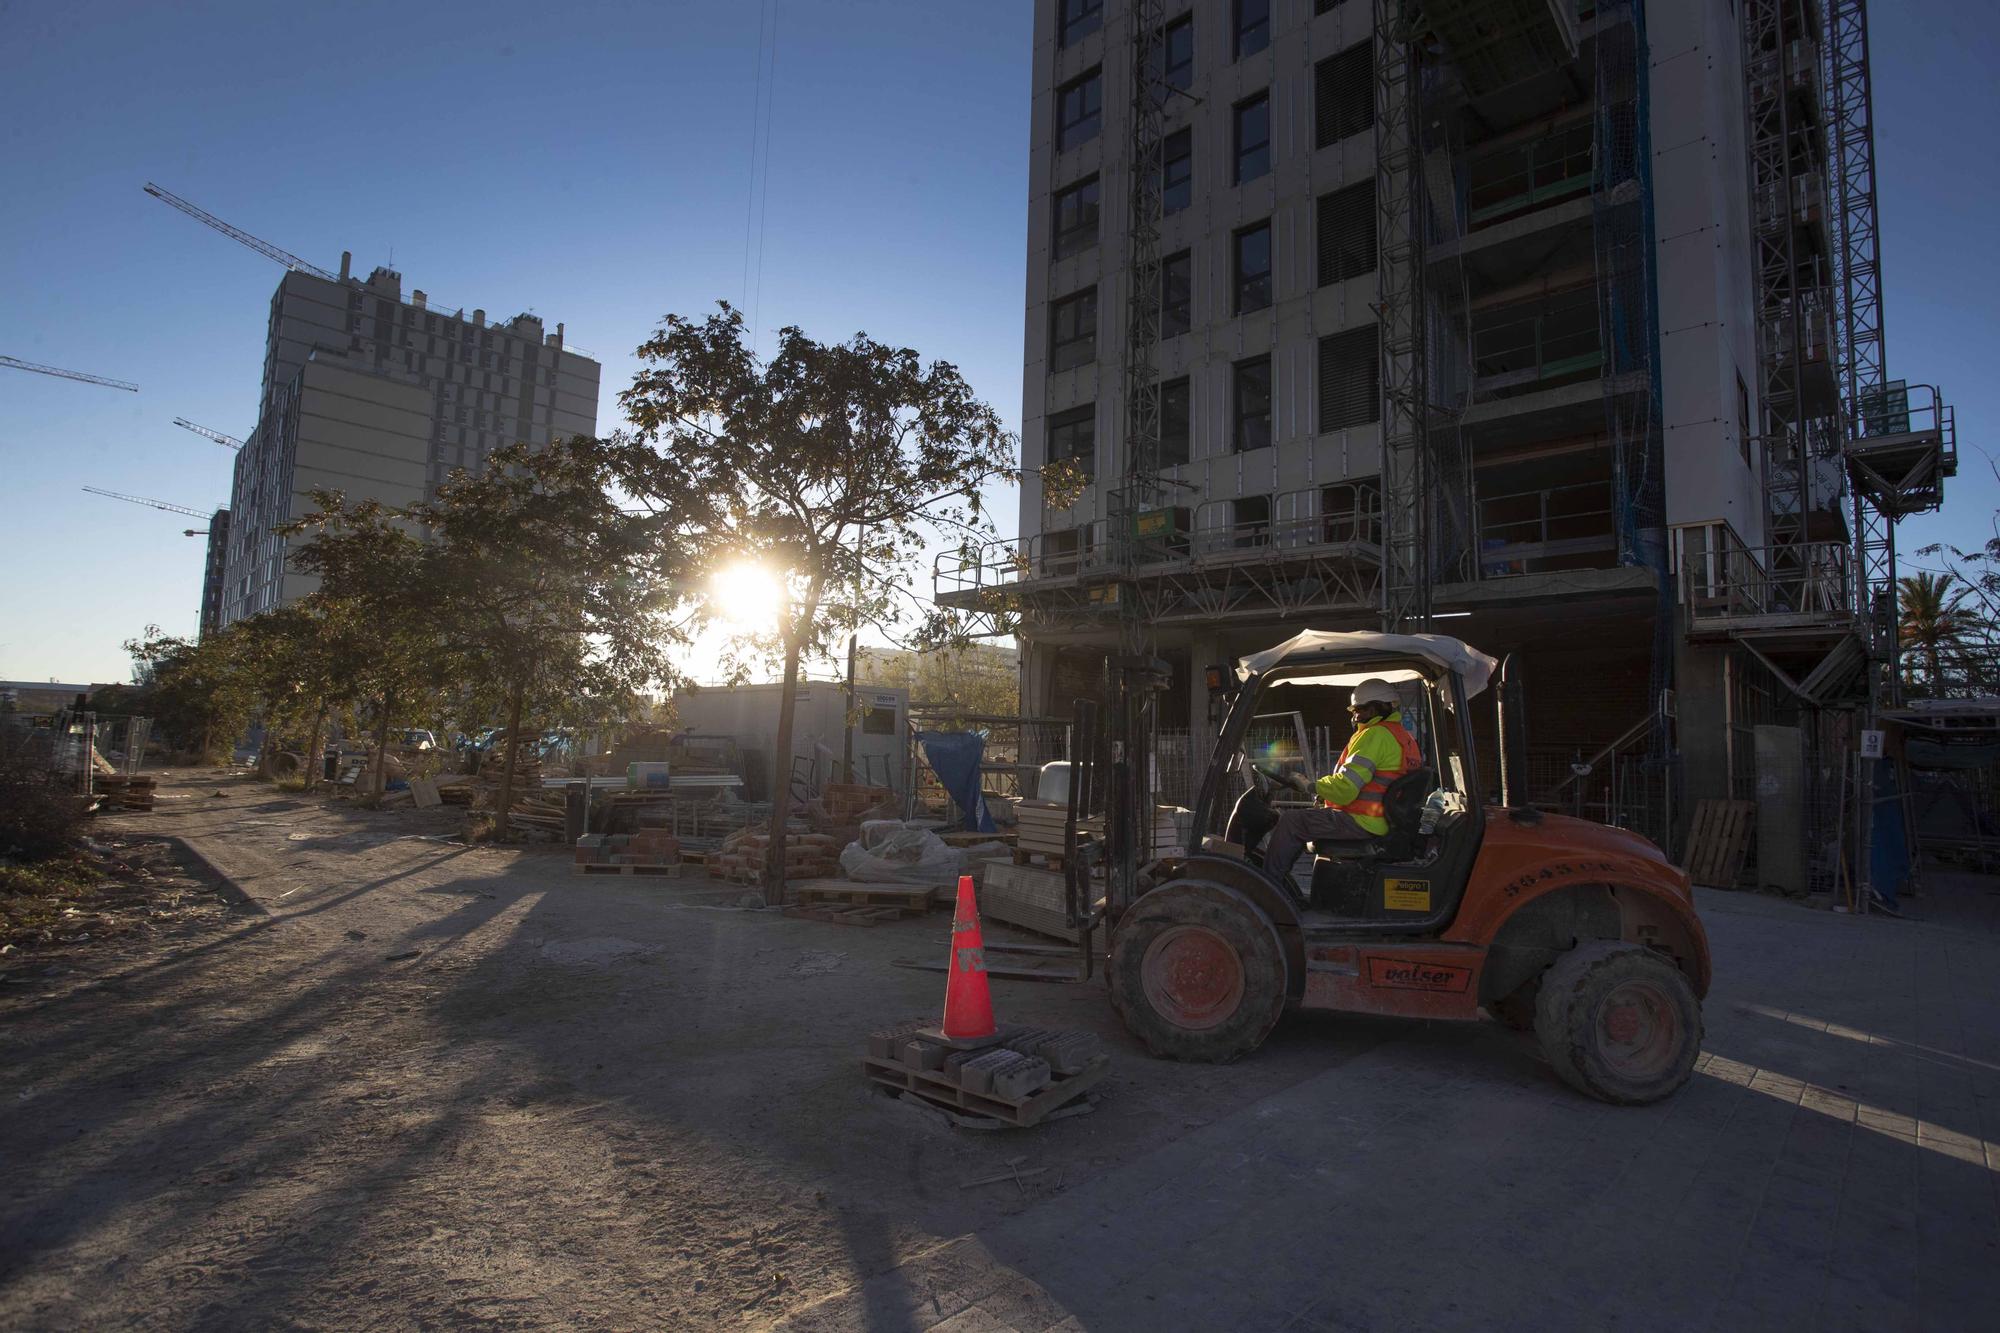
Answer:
xmin=94 ymin=774 xmax=156 ymax=812
xmin=709 ymin=828 xmax=839 ymax=884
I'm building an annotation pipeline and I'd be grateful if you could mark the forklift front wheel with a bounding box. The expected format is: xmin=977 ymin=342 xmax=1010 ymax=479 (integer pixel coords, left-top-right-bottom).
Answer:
xmin=1534 ymin=940 xmax=1702 ymax=1105
xmin=1109 ymin=882 xmax=1288 ymax=1064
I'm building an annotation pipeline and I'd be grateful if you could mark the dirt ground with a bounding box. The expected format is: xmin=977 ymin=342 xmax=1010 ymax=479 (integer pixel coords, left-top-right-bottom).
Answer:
xmin=0 ymin=769 xmax=1434 ymax=1330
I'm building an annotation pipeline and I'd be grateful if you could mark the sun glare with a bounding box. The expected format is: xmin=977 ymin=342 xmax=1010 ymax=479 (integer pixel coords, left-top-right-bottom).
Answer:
xmin=711 ymin=561 xmax=783 ymax=632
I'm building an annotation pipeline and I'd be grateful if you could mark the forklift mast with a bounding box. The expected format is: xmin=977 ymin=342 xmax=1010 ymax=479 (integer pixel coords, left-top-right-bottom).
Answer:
xmin=1063 ymin=655 xmax=1172 ymax=952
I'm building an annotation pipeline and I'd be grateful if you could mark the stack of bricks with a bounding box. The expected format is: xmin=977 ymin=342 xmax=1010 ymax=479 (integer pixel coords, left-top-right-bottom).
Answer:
xmin=813 ymin=783 xmax=898 ymax=854
xmin=710 ymin=830 xmax=839 ymax=884
xmin=573 ymin=829 xmax=681 ymax=868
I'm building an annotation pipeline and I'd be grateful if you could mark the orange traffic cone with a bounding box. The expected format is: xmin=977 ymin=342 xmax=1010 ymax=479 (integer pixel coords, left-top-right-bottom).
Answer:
xmin=940 ymin=875 xmax=997 ymax=1042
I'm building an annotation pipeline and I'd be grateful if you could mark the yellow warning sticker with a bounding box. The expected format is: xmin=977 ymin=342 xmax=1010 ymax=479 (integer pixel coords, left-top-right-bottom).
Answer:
xmin=1383 ymin=878 xmax=1432 ymax=912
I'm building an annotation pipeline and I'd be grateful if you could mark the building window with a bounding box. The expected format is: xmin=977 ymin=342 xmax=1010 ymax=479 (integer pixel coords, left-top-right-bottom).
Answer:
xmin=1050 ymin=288 xmax=1098 ymax=371
xmin=1234 ymin=355 xmax=1272 ymax=452
xmin=1234 ymin=222 xmax=1272 ymax=314
xmin=1053 ymin=175 xmax=1101 ymax=260
xmin=1162 ymin=129 xmax=1193 ymax=213
xmin=1235 ymin=93 xmax=1271 ymax=184
xmin=1059 ymin=0 xmax=1102 ymax=47
xmin=1318 ymin=325 xmax=1379 ymax=431
xmin=1234 ymin=493 xmax=1271 ymax=547
xmin=1234 ymin=0 xmax=1270 ymax=60
xmin=1160 ymin=377 xmax=1191 ymax=466
xmin=1314 ymin=0 xmax=1348 ymax=13
xmin=1737 ymin=372 xmax=1753 ymax=468
xmin=1316 ymin=43 xmax=1373 ymax=148
xmin=1161 ymin=250 xmax=1193 ymax=337
xmin=1057 ymin=69 xmax=1103 ymax=151
xmin=1317 ymin=180 xmax=1376 ymax=286
xmin=1161 ymin=14 xmax=1194 ymax=91
xmin=1047 ymin=404 xmax=1096 ymax=475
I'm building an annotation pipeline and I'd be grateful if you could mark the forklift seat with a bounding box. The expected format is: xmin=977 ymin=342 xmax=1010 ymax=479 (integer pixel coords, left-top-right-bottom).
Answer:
xmin=1309 ymin=768 xmax=1437 ymax=862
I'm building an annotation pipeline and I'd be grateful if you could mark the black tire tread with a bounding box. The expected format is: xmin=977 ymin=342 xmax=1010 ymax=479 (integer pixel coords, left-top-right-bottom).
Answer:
xmin=1108 ymin=881 xmax=1288 ymax=1064
xmin=1534 ymin=939 xmax=1702 ymax=1105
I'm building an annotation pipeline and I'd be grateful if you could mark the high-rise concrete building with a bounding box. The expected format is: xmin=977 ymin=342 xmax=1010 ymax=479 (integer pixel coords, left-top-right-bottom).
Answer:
xmin=197 ymin=507 xmax=229 ymax=639
xmin=939 ymin=0 xmax=1954 ymax=883
xmin=217 ymin=257 xmax=600 ymax=625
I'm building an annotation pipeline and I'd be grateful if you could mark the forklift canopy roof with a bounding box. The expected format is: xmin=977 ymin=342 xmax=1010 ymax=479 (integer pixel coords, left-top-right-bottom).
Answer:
xmin=1236 ymin=631 xmax=1501 ymax=698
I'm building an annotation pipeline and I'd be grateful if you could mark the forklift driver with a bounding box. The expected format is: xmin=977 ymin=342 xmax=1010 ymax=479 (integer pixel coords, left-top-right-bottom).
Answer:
xmin=1260 ymin=678 xmax=1424 ymax=883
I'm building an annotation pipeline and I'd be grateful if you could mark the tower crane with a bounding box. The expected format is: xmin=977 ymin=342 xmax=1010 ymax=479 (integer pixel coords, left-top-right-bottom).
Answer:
xmin=143 ymin=182 xmax=338 ymax=282
xmin=1 ymin=354 xmax=139 ymax=392
xmin=82 ymin=486 xmax=213 ymax=520
xmin=173 ymin=417 xmax=244 ymax=450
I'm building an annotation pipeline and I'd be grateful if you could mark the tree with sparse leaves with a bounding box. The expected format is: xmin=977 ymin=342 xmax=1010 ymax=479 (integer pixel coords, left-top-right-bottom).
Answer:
xmin=282 ymin=496 xmax=450 ymax=801
xmin=620 ymin=303 xmax=1015 ymax=901
xmin=408 ymin=436 xmax=687 ymax=835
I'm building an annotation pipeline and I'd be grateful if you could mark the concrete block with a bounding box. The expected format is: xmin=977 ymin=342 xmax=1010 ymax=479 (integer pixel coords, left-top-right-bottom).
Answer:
xmin=991 ymin=1054 xmax=1052 ymax=1101
xmin=867 ymin=1021 xmax=925 ymax=1061
xmin=1015 ymin=1030 xmax=1101 ymax=1076
xmin=900 ymin=1037 xmax=948 ymax=1072
xmin=960 ymin=1048 xmax=1018 ymax=1096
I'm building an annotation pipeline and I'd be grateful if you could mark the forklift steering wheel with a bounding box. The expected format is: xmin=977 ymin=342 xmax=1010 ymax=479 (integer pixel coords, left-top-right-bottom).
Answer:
xmin=1254 ymin=762 xmax=1313 ymax=796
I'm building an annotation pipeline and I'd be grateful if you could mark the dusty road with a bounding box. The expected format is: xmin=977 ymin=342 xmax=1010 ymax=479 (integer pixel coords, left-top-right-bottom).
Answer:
xmin=1 ymin=773 xmax=1374 ymax=1328
xmin=4 ymin=770 xmax=1997 ymax=1331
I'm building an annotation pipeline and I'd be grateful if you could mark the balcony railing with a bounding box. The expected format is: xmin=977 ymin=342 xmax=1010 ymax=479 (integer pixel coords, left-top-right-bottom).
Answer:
xmin=1478 ymin=480 xmax=1616 ymax=576
xmin=932 ymin=484 xmax=1383 ymax=605
xmin=1680 ymin=534 xmax=1854 ymax=633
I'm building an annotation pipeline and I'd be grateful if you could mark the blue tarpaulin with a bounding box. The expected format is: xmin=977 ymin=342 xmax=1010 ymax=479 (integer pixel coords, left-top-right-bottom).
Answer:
xmin=918 ymin=730 xmax=995 ymax=834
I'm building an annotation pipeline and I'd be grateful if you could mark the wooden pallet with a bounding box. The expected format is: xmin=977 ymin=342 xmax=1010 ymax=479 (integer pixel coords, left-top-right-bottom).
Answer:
xmin=1684 ymin=799 xmax=1755 ymax=887
xmin=861 ymin=1054 xmax=1109 ymax=1128
xmin=1013 ymin=847 xmax=1070 ymax=869
xmin=791 ymin=880 xmax=935 ymax=912
xmin=573 ymin=862 xmax=681 ymax=877
xmin=784 ymin=903 xmax=907 ymax=927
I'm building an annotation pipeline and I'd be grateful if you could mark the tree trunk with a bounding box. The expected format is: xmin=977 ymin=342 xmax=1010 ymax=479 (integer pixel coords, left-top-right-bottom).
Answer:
xmin=765 ymin=636 xmax=806 ymax=906
xmin=370 ymin=689 xmax=395 ymax=806
xmin=303 ymin=702 xmax=329 ymax=792
xmin=1929 ymin=644 xmax=1942 ymax=696
xmin=495 ymin=683 xmax=527 ymax=838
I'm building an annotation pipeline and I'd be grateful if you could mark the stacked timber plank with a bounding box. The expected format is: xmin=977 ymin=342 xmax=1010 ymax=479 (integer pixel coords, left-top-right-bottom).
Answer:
xmin=94 ymin=774 xmax=156 ymax=812
xmin=1014 ymin=801 xmax=1095 ymax=864
xmin=1014 ymin=801 xmax=1178 ymax=866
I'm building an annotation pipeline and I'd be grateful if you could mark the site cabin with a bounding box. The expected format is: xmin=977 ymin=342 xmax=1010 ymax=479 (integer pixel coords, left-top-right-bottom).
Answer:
xmin=1075 ymin=630 xmax=1711 ymax=1106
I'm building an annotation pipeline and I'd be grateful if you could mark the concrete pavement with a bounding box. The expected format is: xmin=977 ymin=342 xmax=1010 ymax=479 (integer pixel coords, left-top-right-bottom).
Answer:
xmin=782 ymin=886 xmax=2000 ymax=1332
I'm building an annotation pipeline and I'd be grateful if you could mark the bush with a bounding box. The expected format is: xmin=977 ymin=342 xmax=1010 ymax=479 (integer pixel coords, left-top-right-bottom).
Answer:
xmin=0 ymin=724 xmax=89 ymax=861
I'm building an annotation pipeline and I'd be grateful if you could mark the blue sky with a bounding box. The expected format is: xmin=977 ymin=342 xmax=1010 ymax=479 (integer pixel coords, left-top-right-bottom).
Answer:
xmin=1 ymin=0 xmax=1993 ymax=684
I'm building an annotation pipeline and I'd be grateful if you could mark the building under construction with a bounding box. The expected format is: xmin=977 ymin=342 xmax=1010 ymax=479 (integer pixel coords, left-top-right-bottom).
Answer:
xmin=215 ymin=258 xmax=601 ymax=625
xmin=937 ymin=0 xmax=1957 ymax=892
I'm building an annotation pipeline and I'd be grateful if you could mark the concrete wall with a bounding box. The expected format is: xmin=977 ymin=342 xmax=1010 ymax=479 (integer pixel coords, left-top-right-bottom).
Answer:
xmin=670 ymin=683 xmax=910 ymax=797
xmin=220 ymin=264 xmax=602 ymax=627
xmin=1650 ymin=0 xmax=1766 ymax=545
xmin=1024 ymin=0 xmax=1385 ymax=549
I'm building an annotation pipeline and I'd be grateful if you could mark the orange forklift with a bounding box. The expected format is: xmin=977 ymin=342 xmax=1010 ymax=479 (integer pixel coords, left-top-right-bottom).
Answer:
xmin=1058 ymin=630 xmax=1710 ymax=1105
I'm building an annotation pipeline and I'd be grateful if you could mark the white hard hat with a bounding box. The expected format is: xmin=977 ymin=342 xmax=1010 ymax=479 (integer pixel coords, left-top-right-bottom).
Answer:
xmin=1351 ymin=678 xmax=1399 ymax=708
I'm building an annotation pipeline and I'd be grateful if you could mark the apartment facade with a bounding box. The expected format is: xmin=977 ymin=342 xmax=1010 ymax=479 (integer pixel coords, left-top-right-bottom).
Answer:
xmin=952 ymin=0 xmax=1952 ymax=869
xmin=217 ymin=258 xmax=601 ymax=625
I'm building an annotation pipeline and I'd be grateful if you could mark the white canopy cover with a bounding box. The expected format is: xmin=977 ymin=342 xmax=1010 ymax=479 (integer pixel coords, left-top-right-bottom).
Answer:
xmin=1236 ymin=630 xmax=1501 ymax=698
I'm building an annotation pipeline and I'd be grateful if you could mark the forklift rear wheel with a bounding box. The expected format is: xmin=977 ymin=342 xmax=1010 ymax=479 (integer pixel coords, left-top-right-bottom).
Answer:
xmin=1109 ymin=881 xmax=1288 ymax=1064
xmin=1534 ymin=940 xmax=1702 ymax=1105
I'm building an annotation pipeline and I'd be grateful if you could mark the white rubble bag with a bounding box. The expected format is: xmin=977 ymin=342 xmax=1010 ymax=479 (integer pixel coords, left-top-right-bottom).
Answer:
xmin=839 ymin=820 xmax=1008 ymax=887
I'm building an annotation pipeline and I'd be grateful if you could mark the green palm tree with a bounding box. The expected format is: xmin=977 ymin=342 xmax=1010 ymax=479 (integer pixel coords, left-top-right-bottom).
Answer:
xmin=1899 ymin=571 xmax=1985 ymax=695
